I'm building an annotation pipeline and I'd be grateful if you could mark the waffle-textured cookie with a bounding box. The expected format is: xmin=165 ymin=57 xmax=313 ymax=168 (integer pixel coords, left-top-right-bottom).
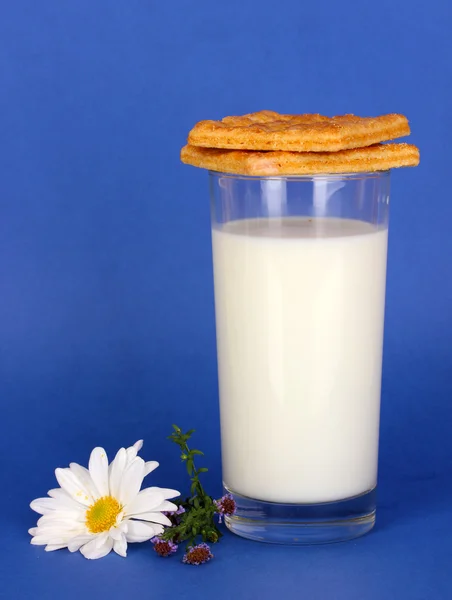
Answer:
xmin=180 ymin=143 xmax=420 ymax=176
xmin=187 ymin=111 xmax=410 ymax=152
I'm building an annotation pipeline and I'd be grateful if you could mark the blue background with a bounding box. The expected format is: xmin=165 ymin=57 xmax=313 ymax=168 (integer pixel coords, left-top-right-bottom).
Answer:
xmin=1 ymin=1 xmax=451 ymax=598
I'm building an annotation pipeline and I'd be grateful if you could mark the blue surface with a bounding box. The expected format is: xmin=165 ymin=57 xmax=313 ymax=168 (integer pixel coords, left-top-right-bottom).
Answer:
xmin=1 ymin=1 xmax=451 ymax=598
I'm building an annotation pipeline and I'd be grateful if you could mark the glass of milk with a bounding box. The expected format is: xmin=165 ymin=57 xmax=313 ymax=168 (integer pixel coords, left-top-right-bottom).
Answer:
xmin=210 ymin=171 xmax=390 ymax=544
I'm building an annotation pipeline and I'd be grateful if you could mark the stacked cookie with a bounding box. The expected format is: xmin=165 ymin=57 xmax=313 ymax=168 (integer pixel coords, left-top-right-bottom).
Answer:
xmin=181 ymin=111 xmax=419 ymax=176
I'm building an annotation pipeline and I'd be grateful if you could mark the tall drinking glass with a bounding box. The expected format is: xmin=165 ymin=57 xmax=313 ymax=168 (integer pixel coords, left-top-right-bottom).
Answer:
xmin=210 ymin=171 xmax=390 ymax=544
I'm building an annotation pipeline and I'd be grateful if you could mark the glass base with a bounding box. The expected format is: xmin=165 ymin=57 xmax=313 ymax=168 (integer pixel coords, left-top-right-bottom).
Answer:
xmin=224 ymin=486 xmax=376 ymax=545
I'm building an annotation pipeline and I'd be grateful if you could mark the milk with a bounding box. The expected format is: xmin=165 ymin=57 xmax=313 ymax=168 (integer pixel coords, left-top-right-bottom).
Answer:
xmin=212 ymin=217 xmax=388 ymax=504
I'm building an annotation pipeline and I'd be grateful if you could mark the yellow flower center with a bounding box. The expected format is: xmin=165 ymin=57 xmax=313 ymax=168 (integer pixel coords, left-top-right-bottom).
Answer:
xmin=85 ymin=496 xmax=122 ymax=534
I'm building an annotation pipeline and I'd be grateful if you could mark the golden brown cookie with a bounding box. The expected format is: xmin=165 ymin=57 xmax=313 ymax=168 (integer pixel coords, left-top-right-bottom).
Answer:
xmin=187 ymin=111 xmax=410 ymax=152
xmin=180 ymin=143 xmax=420 ymax=176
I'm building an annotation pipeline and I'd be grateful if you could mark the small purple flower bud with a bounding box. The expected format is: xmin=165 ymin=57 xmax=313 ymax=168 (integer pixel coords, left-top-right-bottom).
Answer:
xmin=151 ymin=537 xmax=178 ymax=557
xmin=182 ymin=543 xmax=213 ymax=565
xmin=214 ymin=494 xmax=237 ymax=522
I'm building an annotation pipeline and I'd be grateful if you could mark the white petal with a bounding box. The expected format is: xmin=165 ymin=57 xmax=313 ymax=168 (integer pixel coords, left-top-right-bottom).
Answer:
xmin=55 ymin=469 xmax=92 ymax=506
xmin=37 ymin=514 xmax=85 ymax=527
xmin=144 ymin=461 xmax=159 ymax=477
xmin=31 ymin=534 xmax=74 ymax=546
xmin=94 ymin=531 xmax=109 ymax=549
xmin=152 ymin=501 xmax=178 ymax=513
xmin=119 ymin=457 xmax=145 ymax=506
xmin=108 ymin=526 xmax=123 ymax=541
xmin=147 ymin=487 xmax=180 ymax=500
xmin=70 ymin=463 xmax=98 ymax=500
xmin=133 ymin=440 xmax=143 ymax=452
xmin=47 ymin=488 xmax=65 ymax=499
xmin=80 ymin=536 xmax=113 ymax=560
xmin=124 ymin=489 xmax=164 ymax=516
xmin=130 ymin=512 xmax=171 ymax=526
xmin=45 ymin=544 xmax=67 ymax=552
xmin=32 ymin=522 xmax=85 ymax=536
xmin=125 ymin=520 xmax=156 ymax=543
xmin=125 ymin=446 xmax=138 ymax=467
xmin=28 ymin=528 xmax=38 ymax=536
xmin=68 ymin=534 xmax=95 ymax=553
xmin=30 ymin=497 xmax=60 ymax=515
xmin=109 ymin=448 xmax=127 ymax=499
xmin=88 ymin=448 xmax=109 ymax=497
xmin=152 ymin=524 xmax=164 ymax=537
xmin=113 ymin=535 xmax=127 ymax=557
xmin=120 ymin=521 xmax=129 ymax=535
xmin=30 ymin=498 xmax=84 ymax=520
xmin=47 ymin=488 xmax=86 ymax=510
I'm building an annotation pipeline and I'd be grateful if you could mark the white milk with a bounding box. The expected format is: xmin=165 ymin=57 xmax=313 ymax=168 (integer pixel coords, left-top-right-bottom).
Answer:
xmin=212 ymin=217 xmax=388 ymax=504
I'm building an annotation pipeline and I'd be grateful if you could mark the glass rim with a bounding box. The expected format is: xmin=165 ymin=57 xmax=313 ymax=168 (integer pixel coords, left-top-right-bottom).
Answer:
xmin=208 ymin=170 xmax=390 ymax=182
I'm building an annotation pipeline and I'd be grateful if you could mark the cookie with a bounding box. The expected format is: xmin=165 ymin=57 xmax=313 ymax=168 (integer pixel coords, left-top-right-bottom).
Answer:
xmin=187 ymin=111 xmax=410 ymax=152
xmin=180 ymin=143 xmax=420 ymax=176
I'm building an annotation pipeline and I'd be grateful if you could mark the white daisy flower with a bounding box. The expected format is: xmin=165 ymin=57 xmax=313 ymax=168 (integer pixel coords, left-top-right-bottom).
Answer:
xmin=29 ymin=440 xmax=179 ymax=560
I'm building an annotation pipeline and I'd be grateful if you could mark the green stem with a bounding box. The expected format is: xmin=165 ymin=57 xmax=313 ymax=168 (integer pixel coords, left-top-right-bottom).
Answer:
xmin=182 ymin=441 xmax=205 ymax=502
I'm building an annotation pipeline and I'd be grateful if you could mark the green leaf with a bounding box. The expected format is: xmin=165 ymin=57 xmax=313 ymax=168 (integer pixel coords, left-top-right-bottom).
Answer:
xmin=191 ymin=449 xmax=204 ymax=456
xmin=198 ymin=467 xmax=208 ymax=473
xmin=172 ymin=424 xmax=181 ymax=433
